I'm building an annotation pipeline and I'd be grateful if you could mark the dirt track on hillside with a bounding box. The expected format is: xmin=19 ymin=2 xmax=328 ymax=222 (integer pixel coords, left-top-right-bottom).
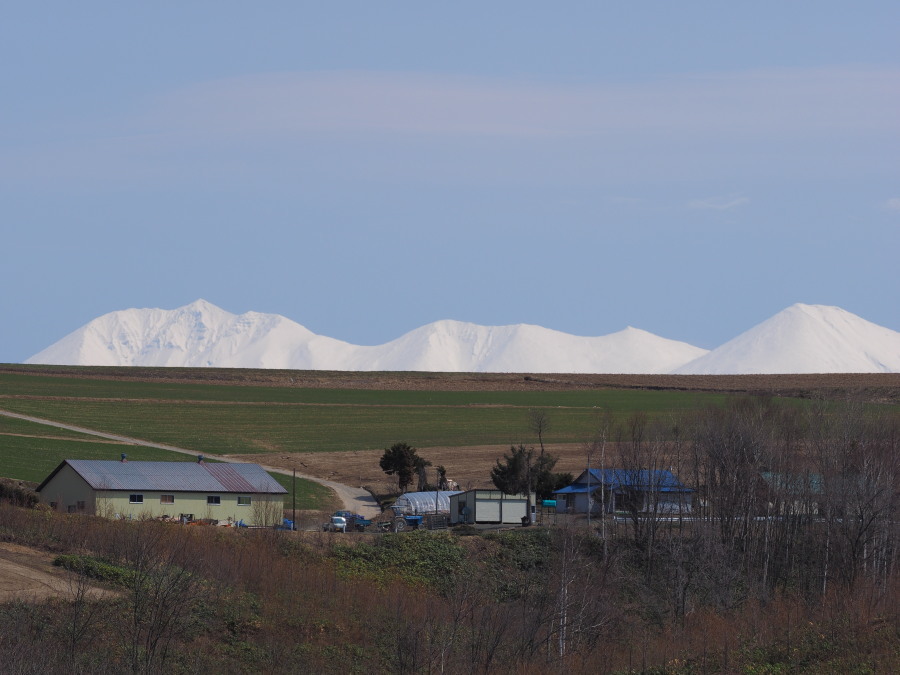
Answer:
xmin=0 ymin=542 xmax=118 ymax=603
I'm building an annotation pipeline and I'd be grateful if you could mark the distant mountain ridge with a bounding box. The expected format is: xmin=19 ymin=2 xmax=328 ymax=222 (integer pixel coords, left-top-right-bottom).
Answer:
xmin=25 ymin=300 xmax=900 ymax=374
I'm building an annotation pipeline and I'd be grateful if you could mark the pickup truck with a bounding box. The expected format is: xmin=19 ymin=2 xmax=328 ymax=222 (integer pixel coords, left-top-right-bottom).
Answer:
xmin=322 ymin=515 xmax=347 ymax=532
xmin=333 ymin=510 xmax=373 ymax=532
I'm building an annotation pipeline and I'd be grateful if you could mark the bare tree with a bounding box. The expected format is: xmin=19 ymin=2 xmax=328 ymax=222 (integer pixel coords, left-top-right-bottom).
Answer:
xmin=415 ymin=456 xmax=432 ymax=492
xmin=118 ymin=524 xmax=207 ymax=674
xmin=548 ymin=525 xmax=616 ymax=661
xmin=529 ymin=408 xmax=551 ymax=456
xmin=56 ymin=569 xmax=110 ymax=669
xmin=813 ymin=402 xmax=900 ymax=593
xmin=436 ymin=465 xmax=450 ymax=491
xmin=616 ymin=413 xmax=673 ymax=566
xmin=251 ymin=490 xmax=284 ymax=528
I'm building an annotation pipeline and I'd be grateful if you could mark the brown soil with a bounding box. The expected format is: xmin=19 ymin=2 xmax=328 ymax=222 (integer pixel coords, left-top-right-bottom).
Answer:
xmin=235 ymin=442 xmax=604 ymax=498
xmin=4 ymin=365 xmax=900 ymax=403
xmin=0 ymin=542 xmax=118 ymax=603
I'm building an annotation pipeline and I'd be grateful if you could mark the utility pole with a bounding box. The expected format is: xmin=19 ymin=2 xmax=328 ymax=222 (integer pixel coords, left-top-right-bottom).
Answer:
xmin=586 ymin=444 xmax=592 ymax=531
xmin=600 ymin=434 xmax=607 ymax=557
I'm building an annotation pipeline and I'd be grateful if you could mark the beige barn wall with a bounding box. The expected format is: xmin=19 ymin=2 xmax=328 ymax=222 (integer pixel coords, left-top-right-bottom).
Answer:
xmin=96 ymin=492 xmax=281 ymax=525
xmin=38 ymin=464 xmax=96 ymax=514
xmin=39 ymin=467 xmax=283 ymax=525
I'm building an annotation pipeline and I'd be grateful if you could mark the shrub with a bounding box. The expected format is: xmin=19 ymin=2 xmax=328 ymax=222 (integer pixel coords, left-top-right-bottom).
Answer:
xmin=53 ymin=554 xmax=135 ymax=586
xmin=332 ymin=530 xmax=464 ymax=592
xmin=0 ymin=479 xmax=38 ymax=508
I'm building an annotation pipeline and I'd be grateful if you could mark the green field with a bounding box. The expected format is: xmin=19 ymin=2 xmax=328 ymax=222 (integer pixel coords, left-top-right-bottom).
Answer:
xmin=0 ymin=428 xmax=332 ymax=510
xmin=0 ymin=412 xmax=99 ymax=440
xmin=4 ymin=368 xmax=829 ymax=512
xmin=0 ymin=384 xmax=335 ymax=509
xmin=0 ymin=371 xmax=730 ymax=455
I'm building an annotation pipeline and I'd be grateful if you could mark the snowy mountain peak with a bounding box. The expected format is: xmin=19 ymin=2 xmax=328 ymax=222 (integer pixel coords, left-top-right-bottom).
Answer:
xmin=25 ymin=301 xmax=900 ymax=374
xmin=26 ymin=300 xmax=707 ymax=373
xmin=674 ymin=304 xmax=900 ymax=374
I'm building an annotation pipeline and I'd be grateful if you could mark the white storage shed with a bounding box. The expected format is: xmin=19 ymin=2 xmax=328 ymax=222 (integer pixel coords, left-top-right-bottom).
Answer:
xmin=449 ymin=490 xmax=535 ymax=525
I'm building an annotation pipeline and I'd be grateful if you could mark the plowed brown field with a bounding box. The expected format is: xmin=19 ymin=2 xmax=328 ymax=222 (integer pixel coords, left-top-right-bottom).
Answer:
xmin=6 ymin=365 xmax=900 ymax=400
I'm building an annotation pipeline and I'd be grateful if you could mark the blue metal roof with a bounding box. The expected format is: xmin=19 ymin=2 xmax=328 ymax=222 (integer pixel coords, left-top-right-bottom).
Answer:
xmin=553 ymin=484 xmax=593 ymax=495
xmin=553 ymin=468 xmax=692 ymax=495
xmin=43 ymin=460 xmax=287 ymax=494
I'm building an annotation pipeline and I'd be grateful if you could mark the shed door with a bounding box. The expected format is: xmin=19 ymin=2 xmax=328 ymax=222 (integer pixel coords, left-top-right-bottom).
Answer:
xmin=477 ymin=499 xmax=501 ymax=523
xmin=500 ymin=500 xmax=525 ymax=523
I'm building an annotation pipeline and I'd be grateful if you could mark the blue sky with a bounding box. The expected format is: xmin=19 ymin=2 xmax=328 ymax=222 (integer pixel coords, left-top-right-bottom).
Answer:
xmin=2 ymin=3 xmax=898 ymax=362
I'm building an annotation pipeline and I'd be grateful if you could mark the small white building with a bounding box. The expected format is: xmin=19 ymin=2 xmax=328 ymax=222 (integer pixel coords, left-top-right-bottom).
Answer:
xmin=37 ymin=458 xmax=287 ymax=525
xmin=449 ymin=490 xmax=535 ymax=525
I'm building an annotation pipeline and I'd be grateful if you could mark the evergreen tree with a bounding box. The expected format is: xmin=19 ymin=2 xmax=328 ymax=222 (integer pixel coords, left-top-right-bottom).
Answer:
xmin=379 ymin=442 xmax=421 ymax=493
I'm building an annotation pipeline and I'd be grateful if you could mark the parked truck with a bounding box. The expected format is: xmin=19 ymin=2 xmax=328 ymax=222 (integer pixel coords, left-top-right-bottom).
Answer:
xmin=323 ymin=511 xmax=376 ymax=532
xmin=334 ymin=510 xmax=374 ymax=531
xmin=322 ymin=515 xmax=347 ymax=532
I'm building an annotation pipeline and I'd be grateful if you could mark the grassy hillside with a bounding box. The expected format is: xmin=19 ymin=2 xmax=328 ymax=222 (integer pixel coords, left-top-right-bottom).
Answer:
xmin=2 ymin=365 xmax=897 ymax=506
xmin=0 ymin=408 xmax=334 ymax=510
xmin=0 ymin=370 xmax=736 ymax=455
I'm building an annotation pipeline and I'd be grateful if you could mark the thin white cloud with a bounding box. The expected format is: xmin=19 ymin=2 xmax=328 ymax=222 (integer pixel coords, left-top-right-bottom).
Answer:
xmin=143 ymin=66 xmax=900 ymax=142
xmin=3 ymin=66 xmax=897 ymax=187
xmin=885 ymin=198 xmax=900 ymax=212
xmin=688 ymin=195 xmax=750 ymax=211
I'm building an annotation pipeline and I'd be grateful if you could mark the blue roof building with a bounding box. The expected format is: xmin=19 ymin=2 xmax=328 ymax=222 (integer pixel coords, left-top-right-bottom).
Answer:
xmin=553 ymin=468 xmax=694 ymax=515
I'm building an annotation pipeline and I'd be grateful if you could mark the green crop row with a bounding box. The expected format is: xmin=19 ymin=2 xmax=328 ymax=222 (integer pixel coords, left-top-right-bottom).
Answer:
xmin=0 ymin=393 xmax=728 ymax=455
xmin=0 ymin=370 xmax=723 ymax=410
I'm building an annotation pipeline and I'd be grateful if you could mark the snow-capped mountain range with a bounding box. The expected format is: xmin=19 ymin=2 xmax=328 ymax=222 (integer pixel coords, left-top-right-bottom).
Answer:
xmin=25 ymin=300 xmax=900 ymax=374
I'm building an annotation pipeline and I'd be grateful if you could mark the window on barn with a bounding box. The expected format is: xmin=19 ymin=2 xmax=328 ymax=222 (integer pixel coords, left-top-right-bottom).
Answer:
xmin=77 ymin=501 xmax=86 ymax=511
xmin=237 ymin=496 xmax=251 ymax=506
xmin=129 ymin=494 xmax=144 ymax=504
xmin=207 ymin=495 xmax=221 ymax=505
xmin=160 ymin=495 xmax=175 ymax=504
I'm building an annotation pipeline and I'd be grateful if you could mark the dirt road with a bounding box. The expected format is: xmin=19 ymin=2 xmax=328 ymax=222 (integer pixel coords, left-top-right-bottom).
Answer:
xmin=0 ymin=409 xmax=380 ymax=519
xmin=0 ymin=542 xmax=118 ymax=603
